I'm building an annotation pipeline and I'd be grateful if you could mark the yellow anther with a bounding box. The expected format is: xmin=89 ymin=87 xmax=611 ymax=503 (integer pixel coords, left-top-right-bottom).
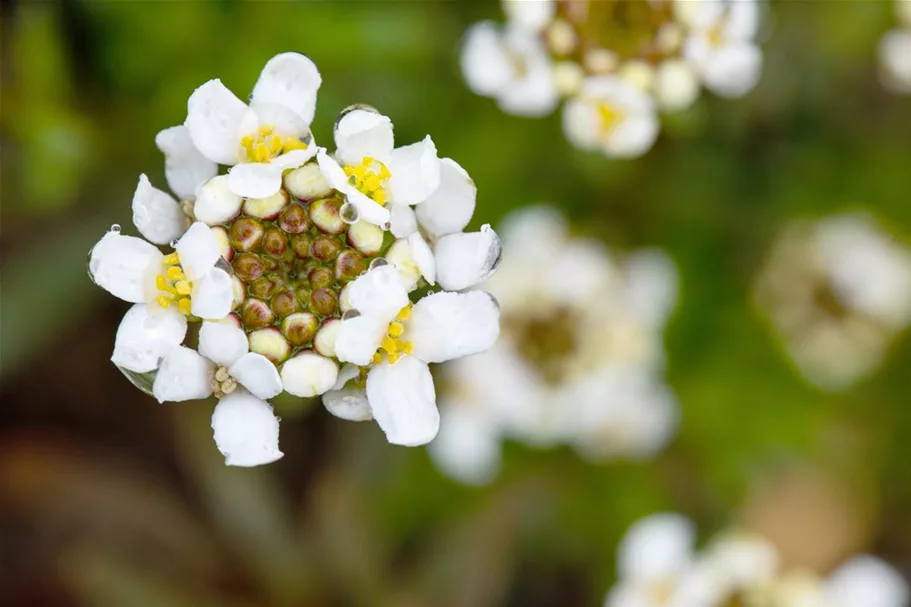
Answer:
xmin=240 ymin=135 xmax=253 ymax=148
xmin=379 ymin=165 xmax=391 ymax=180
xmin=155 ymin=275 xmax=169 ymax=291
xmin=156 ymin=295 xmax=173 ymax=308
xmin=162 ymin=252 xmax=180 ymax=265
xmin=363 ymin=156 xmax=374 ymax=165
xmin=254 ymin=143 xmax=270 ymax=162
xmin=403 ymin=341 xmax=414 ymax=355
xmin=388 ymin=352 xmax=402 ymax=365
xmin=598 ymin=103 xmax=624 ymax=134
xmin=258 ymin=124 xmax=274 ymax=136
xmin=177 ymin=297 xmax=192 ymax=315
xmin=381 ymin=336 xmax=398 ymax=354
xmin=283 ymin=138 xmax=308 ymax=153
xmin=388 ymin=322 xmax=404 ymax=337
xmin=166 ymin=266 xmax=185 ymax=281
xmin=372 ymin=352 xmax=383 ymax=365
xmin=344 ymin=166 xmax=354 ymax=177
xmin=175 ymin=280 xmax=192 ymax=295
xmin=396 ymin=305 xmax=412 ymax=321
xmin=269 ymin=136 xmax=284 ymax=154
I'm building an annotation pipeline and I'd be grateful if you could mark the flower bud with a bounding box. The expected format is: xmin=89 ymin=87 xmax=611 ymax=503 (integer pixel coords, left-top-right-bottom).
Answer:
xmin=309 ymin=287 xmax=338 ymax=316
xmin=280 ymin=350 xmax=338 ymax=397
xmin=271 ymin=289 xmax=298 ymax=318
xmin=284 ymin=163 xmax=332 ymax=201
xmin=313 ymin=318 xmax=342 ymax=357
xmin=233 ymin=252 xmax=264 ymax=282
xmin=230 ymin=218 xmax=265 ymax=252
xmin=311 ymin=234 xmax=341 ymax=261
xmin=308 ymin=266 xmax=334 ymax=289
xmin=195 ymin=175 xmax=243 ymax=225
xmin=309 ymin=198 xmax=345 ymax=234
xmin=242 ymin=298 xmax=275 ymax=328
xmin=347 ymin=220 xmax=384 ymax=256
xmin=243 ymin=188 xmax=288 ymax=220
xmin=281 ymin=312 xmax=319 ymax=346
xmin=210 ymin=226 xmax=234 ymax=262
xmin=335 ymin=250 xmax=365 ymax=282
xmin=248 ymin=327 xmax=291 ymax=364
xmin=278 ymin=202 xmax=311 ymax=234
xmin=249 ymin=276 xmax=281 ymax=299
xmin=262 ymin=228 xmax=289 ymax=259
xmin=291 ymin=234 xmax=312 ymax=259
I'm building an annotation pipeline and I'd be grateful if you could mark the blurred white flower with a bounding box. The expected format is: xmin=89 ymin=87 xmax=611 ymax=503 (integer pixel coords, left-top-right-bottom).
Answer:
xmin=756 ymin=214 xmax=911 ymax=391
xmin=878 ymin=0 xmax=911 ymax=96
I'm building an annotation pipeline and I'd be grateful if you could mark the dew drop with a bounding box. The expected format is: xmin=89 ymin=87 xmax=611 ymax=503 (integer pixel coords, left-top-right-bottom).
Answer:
xmin=339 ymin=202 xmax=359 ymax=225
xmin=335 ymin=104 xmax=380 ymax=133
xmin=169 ymin=238 xmax=179 ymax=248
xmin=109 ymin=224 xmax=121 ymax=233
xmin=369 ymin=257 xmax=388 ymax=270
xmin=342 ymin=309 xmax=361 ymax=321
xmin=215 ymin=257 xmax=234 ymax=275
xmin=116 ymin=365 xmax=157 ymax=398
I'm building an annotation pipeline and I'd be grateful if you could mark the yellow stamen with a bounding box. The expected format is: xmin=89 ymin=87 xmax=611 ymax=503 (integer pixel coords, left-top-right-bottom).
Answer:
xmin=240 ymin=135 xmax=253 ymax=148
xmin=394 ymin=338 xmax=405 ymax=351
xmin=381 ymin=336 xmax=397 ymax=354
xmin=343 ymin=156 xmax=390 ymax=207
xmin=396 ymin=305 xmax=412 ymax=321
xmin=387 ymin=322 xmax=404 ymax=337
xmin=258 ymin=124 xmax=274 ymax=136
xmin=388 ymin=352 xmax=402 ymax=365
xmin=372 ymin=352 xmax=383 ymax=365
xmin=175 ymin=281 xmax=192 ymax=295
xmin=166 ymin=266 xmax=185 ymax=281
xmin=162 ymin=252 xmax=180 ymax=265
xmin=177 ymin=297 xmax=192 ymax=315
xmin=283 ymin=138 xmax=308 ymax=153
xmin=599 ymin=103 xmax=624 ymax=134
xmin=403 ymin=341 xmax=414 ymax=355
xmin=156 ymin=295 xmax=172 ymax=308
xmin=269 ymin=136 xmax=284 ymax=154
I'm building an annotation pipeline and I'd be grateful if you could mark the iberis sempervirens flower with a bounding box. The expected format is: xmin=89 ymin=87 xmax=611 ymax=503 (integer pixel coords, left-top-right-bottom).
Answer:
xmin=88 ymin=53 xmax=502 ymax=465
xmin=755 ymin=213 xmax=911 ymax=392
xmin=878 ymin=0 xmax=911 ymax=94
xmin=460 ymin=0 xmax=764 ymax=158
xmin=429 ymin=207 xmax=679 ymax=485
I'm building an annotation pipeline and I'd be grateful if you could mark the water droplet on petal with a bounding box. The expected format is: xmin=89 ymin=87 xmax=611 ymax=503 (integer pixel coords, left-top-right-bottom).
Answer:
xmin=215 ymin=257 xmax=234 ymax=275
xmin=169 ymin=238 xmax=179 ymax=248
xmin=109 ymin=224 xmax=121 ymax=233
xmin=339 ymin=202 xmax=359 ymax=225
xmin=334 ymin=104 xmax=381 ymax=135
xmin=116 ymin=365 xmax=157 ymax=398
xmin=342 ymin=309 xmax=361 ymax=321
xmin=369 ymin=257 xmax=388 ymax=270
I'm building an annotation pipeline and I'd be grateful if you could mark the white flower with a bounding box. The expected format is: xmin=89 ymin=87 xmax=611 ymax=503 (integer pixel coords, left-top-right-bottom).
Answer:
xmin=330 ymin=266 xmax=500 ymax=446
xmin=878 ymin=28 xmax=911 ymax=94
xmin=184 ymin=53 xmax=321 ymax=199
xmin=682 ymin=0 xmax=763 ymax=98
xmin=316 ymin=107 xmax=442 ymax=227
xmin=501 ymin=0 xmax=555 ymax=32
xmin=460 ymin=21 xmax=559 ymax=117
xmin=131 ymin=173 xmax=192 ymax=246
xmin=822 ymin=555 xmax=909 ymax=607
xmin=563 ymin=76 xmax=659 ymax=158
xmin=154 ymin=125 xmax=218 ymax=201
xmin=654 ymin=59 xmax=701 ymax=111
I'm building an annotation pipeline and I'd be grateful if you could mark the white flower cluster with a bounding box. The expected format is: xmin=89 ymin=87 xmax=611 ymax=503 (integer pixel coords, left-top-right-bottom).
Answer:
xmin=756 ymin=213 xmax=911 ymax=391
xmin=605 ymin=513 xmax=909 ymax=607
xmin=430 ymin=207 xmax=678 ymax=485
xmin=460 ymin=0 xmax=763 ymax=158
xmin=88 ymin=53 xmax=502 ymax=466
xmin=879 ymin=0 xmax=911 ymax=94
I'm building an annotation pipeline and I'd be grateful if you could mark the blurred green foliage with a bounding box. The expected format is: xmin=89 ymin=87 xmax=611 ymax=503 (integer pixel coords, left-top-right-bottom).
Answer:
xmin=1 ymin=1 xmax=910 ymax=605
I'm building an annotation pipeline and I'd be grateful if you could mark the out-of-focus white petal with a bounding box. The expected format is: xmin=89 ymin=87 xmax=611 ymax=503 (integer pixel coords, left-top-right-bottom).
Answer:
xmin=502 ymin=0 xmax=555 ymax=32
xmin=562 ymin=97 xmax=601 ymax=150
xmin=409 ymin=232 xmax=436 ymax=285
xmin=366 ymin=356 xmax=439 ymax=446
xmin=388 ymin=136 xmax=441 ymax=206
xmin=461 ymin=22 xmax=514 ymax=97
xmin=725 ymin=0 xmax=761 ymax=41
xmin=89 ymin=231 xmax=163 ymax=303
xmin=496 ymin=27 xmax=560 ymax=117
xmin=604 ymin=112 xmax=659 ymax=159
xmin=334 ymin=108 xmax=395 ymax=166
xmin=198 ymin=321 xmax=249 ymax=367
xmin=155 ymin=125 xmax=218 ymax=200
xmin=347 ymin=265 xmax=410 ymax=320
xmin=227 ymin=161 xmax=284 ymax=199
xmin=415 ymin=158 xmax=476 ymax=237
xmin=623 ymin=249 xmax=678 ymax=327
xmin=406 ymin=290 xmax=500 ymax=363
xmin=706 ymin=531 xmax=780 ymax=588
xmin=654 ymin=59 xmax=701 ymax=111
xmin=280 ymin=351 xmax=339 ymax=397
xmin=111 ymin=304 xmax=187 ymax=373
xmin=250 ymin=52 xmax=321 ymax=125
xmin=211 ymin=390 xmax=283 ymax=467
xmin=185 ymin=79 xmax=253 ymax=165
xmin=434 ymin=226 xmax=502 ymax=291
xmin=131 ymin=174 xmax=189 ymax=245
xmin=193 ymin=175 xmax=243 ymax=225
xmin=175 ymin=221 xmax=221 ymax=280
xmin=229 ymin=352 xmax=282 ymax=400
xmin=191 ymin=268 xmax=234 ymax=320
xmin=390 ymin=203 xmax=418 ymax=238
xmin=152 ymin=345 xmax=215 ymax=403
xmin=429 ymin=402 xmax=502 ymax=485
xmin=697 ymin=42 xmax=763 ymax=98
xmin=879 ymin=29 xmax=911 ymax=94
xmin=321 ymin=364 xmax=372 ymax=421
xmin=386 ymin=239 xmax=423 ymax=292
xmin=618 ymin=512 xmax=695 ymax=582
xmin=824 ymin=556 xmax=909 ymax=607
xmin=334 ymin=315 xmax=388 ymax=366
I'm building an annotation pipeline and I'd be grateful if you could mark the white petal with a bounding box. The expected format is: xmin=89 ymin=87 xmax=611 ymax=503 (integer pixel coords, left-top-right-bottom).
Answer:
xmin=618 ymin=513 xmax=695 ymax=582
xmin=198 ymin=321 xmax=249 ymax=367
xmin=409 ymin=232 xmax=436 ymax=285
xmin=562 ymin=97 xmax=601 ymax=151
xmin=229 ymin=352 xmax=282 ymax=400
xmin=623 ymin=249 xmax=678 ymax=328
xmin=152 ymin=345 xmax=215 ymax=403
xmin=154 ymin=125 xmax=218 ymax=200
xmin=725 ymin=0 xmax=761 ymax=41
xmin=131 ymin=174 xmax=189 ymax=245
xmin=346 ymin=265 xmax=410 ymax=320
xmin=502 ymin=0 xmax=555 ymax=31
xmin=429 ymin=403 xmax=502 ymax=485
xmin=111 ymin=304 xmax=187 ymax=373
xmin=316 ymin=148 xmax=348 ymax=190
xmin=605 ymin=113 xmax=659 ymax=158
xmin=879 ymin=28 xmax=911 ymax=94
xmin=824 ymin=556 xmax=909 ymax=607
xmin=654 ymin=59 xmax=700 ymax=111
xmin=323 ymin=364 xmax=372 ymax=421
xmin=280 ymin=351 xmax=339 ymax=397
xmin=415 ymin=158 xmax=476 ymax=237
xmin=271 ymin=146 xmax=317 ymax=170
xmin=175 ymin=221 xmax=221 ymax=280
xmin=334 ymin=315 xmax=388 ymax=366
xmin=227 ymin=162 xmax=284 ymax=199
xmin=211 ymin=390 xmax=283 ymax=467
xmin=406 ymin=290 xmax=500 ymax=363
xmin=386 ymin=239 xmax=423 ymax=292
xmin=185 ymin=79 xmax=252 ymax=165
xmin=700 ymin=42 xmax=763 ymax=98
xmin=434 ymin=225 xmax=501 ymax=291
xmin=193 ymin=175 xmax=243 ymax=225
xmin=387 ymin=136 xmax=441 ymax=205
xmin=89 ymin=231 xmax=162 ymax=303
xmin=390 ymin=203 xmax=418 ymax=238
xmin=346 ymin=188 xmax=391 ymax=227
xmin=191 ymin=268 xmax=234 ymax=320
xmin=250 ymin=102 xmax=311 ymax=141
xmin=251 ymin=52 xmax=321 ymax=126
xmin=496 ymin=28 xmax=560 ymax=117
xmin=366 ymin=356 xmax=439 ymax=446
xmin=334 ymin=108 xmax=394 ymax=166
xmin=460 ymin=22 xmax=514 ymax=96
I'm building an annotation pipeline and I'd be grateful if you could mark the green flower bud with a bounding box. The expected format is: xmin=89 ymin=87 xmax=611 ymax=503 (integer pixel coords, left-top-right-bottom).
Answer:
xmin=233 ymin=252 xmax=265 ymax=282
xmin=230 ymin=218 xmax=265 ymax=252
xmin=244 ymin=188 xmax=289 ymax=220
xmin=248 ymin=327 xmax=291 ymax=364
xmin=311 ymin=234 xmax=341 ymax=261
xmin=284 ymin=163 xmax=332 ymax=201
xmin=242 ymin=298 xmax=275 ymax=328
xmin=335 ymin=250 xmax=365 ymax=282
xmin=249 ymin=276 xmax=282 ymax=299
xmin=309 ymin=198 xmax=345 ymax=234
xmin=262 ymin=228 xmax=289 ymax=259
xmin=278 ymin=202 xmax=311 ymax=234
xmin=281 ymin=312 xmax=319 ymax=346
xmin=347 ymin=220 xmax=384 ymax=256
xmin=308 ymin=266 xmax=334 ymax=289
xmin=271 ymin=289 xmax=298 ymax=318
xmin=309 ymin=287 xmax=338 ymax=316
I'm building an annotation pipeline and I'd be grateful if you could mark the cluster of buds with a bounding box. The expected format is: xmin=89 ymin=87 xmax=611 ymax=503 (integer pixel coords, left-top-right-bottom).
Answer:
xmin=461 ymin=0 xmax=764 ymax=157
xmin=89 ymin=53 xmax=502 ymax=466
xmin=879 ymin=0 xmax=911 ymax=94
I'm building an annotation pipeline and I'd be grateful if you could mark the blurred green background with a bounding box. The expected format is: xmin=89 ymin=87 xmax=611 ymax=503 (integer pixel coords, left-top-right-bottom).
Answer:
xmin=1 ymin=1 xmax=910 ymax=605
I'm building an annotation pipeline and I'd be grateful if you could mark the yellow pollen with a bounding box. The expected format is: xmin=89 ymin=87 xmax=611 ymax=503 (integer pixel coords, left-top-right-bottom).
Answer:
xmin=240 ymin=123 xmax=308 ymax=163
xmin=162 ymin=252 xmax=180 ymax=265
xmin=177 ymin=297 xmax=192 ymax=315
xmin=166 ymin=266 xmax=185 ymax=281
xmin=344 ymin=156 xmax=390 ymax=207
xmin=598 ymin=103 xmax=624 ymax=134
xmin=381 ymin=336 xmax=397 ymax=354
xmin=283 ymin=138 xmax=308 ymax=153
xmin=372 ymin=352 xmax=383 ymax=365
xmin=403 ymin=342 xmax=414 ymax=355
xmin=156 ymin=295 xmax=172 ymax=308
xmin=371 ymin=305 xmax=415 ymax=365
xmin=175 ymin=281 xmax=192 ymax=295
xmin=155 ymin=253 xmax=194 ymax=314
xmin=388 ymin=352 xmax=402 ymax=365
xmin=387 ymin=322 xmax=404 ymax=337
